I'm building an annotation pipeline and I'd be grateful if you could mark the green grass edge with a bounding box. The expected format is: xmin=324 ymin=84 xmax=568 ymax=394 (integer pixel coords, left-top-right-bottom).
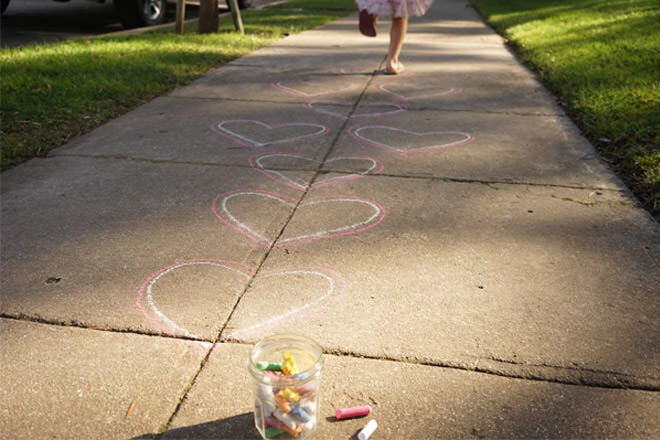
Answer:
xmin=0 ymin=0 xmax=357 ymax=170
xmin=468 ymin=0 xmax=659 ymax=218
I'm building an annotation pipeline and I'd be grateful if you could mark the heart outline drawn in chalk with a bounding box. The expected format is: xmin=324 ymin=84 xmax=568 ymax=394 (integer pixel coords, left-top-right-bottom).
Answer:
xmin=211 ymin=119 xmax=329 ymax=148
xmin=212 ymin=189 xmax=386 ymax=247
xmin=373 ymin=83 xmax=462 ymax=101
xmin=136 ymin=259 xmax=346 ymax=340
xmin=303 ymin=101 xmax=407 ymax=121
xmin=249 ymin=152 xmax=385 ymax=191
xmin=272 ymin=80 xmax=359 ymax=97
xmin=331 ymin=68 xmax=380 ymax=77
xmin=349 ymin=125 xmax=475 ymax=156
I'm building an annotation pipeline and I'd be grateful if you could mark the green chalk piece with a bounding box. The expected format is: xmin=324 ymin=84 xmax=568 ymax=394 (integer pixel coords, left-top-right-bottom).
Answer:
xmin=257 ymin=361 xmax=282 ymax=371
xmin=265 ymin=427 xmax=285 ymax=438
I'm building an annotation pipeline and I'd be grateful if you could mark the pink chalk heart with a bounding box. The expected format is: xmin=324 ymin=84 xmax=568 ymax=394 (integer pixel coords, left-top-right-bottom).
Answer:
xmin=136 ymin=259 xmax=345 ymax=339
xmin=249 ymin=152 xmax=384 ymax=191
xmin=136 ymin=260 xmax=252 ymax=339
xmin=212 ymin=119 xmax=328 ymax=148
xmin=224 ymin=266 xmax=346 ymax=339
xmin=212 ymin=189 xmax=385 ymax=247
xmin=331 ymin=68 xmax=375 ymax=76
xmin=304 ymin=101 xmax=407 ymax=121
xmin=272 ymin=79 xmax=360 ymax=97
xmin=374 ymin=83 xmax=462 ymax=100
xmin=349 ymin=125 xmax=474 ymax=156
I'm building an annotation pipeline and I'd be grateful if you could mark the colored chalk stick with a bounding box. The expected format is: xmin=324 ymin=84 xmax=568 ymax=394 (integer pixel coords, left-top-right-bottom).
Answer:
xmin=358 ymin=420 xmax=378 ymax=440
xmin=257 ymin=361 xmax=282 ymax=371
xmin=274 ymin=409 xmax=297 ymax=430
xmin=265 ymin=427 xmax=285 ymax=438
xmin=335 ymin=405 xmax=372 ymax=420
xmin=291 ymin=406 xmax=311 ymax=423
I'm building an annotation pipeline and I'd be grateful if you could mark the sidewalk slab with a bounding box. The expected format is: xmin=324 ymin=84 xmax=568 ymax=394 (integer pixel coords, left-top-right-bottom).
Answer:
xmin=331 ymin=109 xmax=620 ymax=189
xmin=365 ymin=68 xmax=563 ymax=115
xmin=0 ymin=319 xmax=206 ymax=440
xmin=170 ymin=63 xmax=376 ymax=104
xmin=53 ymin=98 xmax=345 ymax=165
xmin=223 ymin=177 xmax=660 ymax=384
xmin=159 ymin=343 xmax=660 ymax=439
xmin=1 ymin=156 xmax=311 ymax=339
xmin=2 ymin=0 xmax=659 ymax=437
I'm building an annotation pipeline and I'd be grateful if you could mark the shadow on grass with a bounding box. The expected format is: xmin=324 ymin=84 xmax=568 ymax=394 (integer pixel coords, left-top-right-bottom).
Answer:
xmin=471 ymin=0 xmax=659 ymax=217
xmin=0 ymin=4 xmax=356 ymax=170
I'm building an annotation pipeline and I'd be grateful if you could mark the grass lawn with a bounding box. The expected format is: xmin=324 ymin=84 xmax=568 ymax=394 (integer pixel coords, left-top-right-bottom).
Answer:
xmin=0 ymin=0 xmax=357 ymax=169
xmin=471 ymin=0 xmax=660 ymax=217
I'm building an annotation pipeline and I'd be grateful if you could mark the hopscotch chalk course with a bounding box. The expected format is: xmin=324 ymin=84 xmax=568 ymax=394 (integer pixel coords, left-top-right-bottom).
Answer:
xmin=138 ymin=69 xmax=474 ymax=340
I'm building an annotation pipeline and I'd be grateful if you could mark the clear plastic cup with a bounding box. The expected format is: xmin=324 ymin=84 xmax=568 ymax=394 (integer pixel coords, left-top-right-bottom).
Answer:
xmin=249 ymin=334 xmax=323 ymax=439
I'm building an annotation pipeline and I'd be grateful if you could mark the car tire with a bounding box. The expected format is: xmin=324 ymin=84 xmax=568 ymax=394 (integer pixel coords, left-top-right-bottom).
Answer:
xmin=1 ymin=0 xmax=10 ymax=14
xmin=114 ymin=0 xmax=167 ymax=28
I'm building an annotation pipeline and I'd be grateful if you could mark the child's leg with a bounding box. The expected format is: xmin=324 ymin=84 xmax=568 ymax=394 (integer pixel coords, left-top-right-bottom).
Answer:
xmin=386 ymin=17 xmax=408 ymax=72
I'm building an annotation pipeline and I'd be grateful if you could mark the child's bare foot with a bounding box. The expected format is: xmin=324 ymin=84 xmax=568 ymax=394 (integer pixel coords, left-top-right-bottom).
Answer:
xmin=385 ymin=59 xmax=405 ymax=75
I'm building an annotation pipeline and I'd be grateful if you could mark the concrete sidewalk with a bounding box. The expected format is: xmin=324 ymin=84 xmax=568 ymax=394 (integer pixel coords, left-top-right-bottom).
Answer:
xmin=2 ymin=0 xmax=659 ymax=438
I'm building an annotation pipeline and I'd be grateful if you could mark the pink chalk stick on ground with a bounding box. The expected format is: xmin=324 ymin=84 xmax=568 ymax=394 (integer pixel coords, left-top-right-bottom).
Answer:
xmin=335 ymin=405 xmax=373 ymax=420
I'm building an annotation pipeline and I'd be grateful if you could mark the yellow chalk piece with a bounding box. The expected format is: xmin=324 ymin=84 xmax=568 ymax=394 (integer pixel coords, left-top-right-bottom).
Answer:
xmin=281 ymin=387 xmax=300 ymax=402
xmin=282 ymin=351 xmax=297 ymax=375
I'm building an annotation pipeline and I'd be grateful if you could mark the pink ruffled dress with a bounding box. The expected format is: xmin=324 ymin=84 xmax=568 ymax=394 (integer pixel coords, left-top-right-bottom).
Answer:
xmin=355 ymin=0 xmax=434 ymax=18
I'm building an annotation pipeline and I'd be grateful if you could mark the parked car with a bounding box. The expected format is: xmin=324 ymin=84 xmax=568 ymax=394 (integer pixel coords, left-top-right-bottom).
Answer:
xmin=1 ymin=0 xmax=250 ymax=28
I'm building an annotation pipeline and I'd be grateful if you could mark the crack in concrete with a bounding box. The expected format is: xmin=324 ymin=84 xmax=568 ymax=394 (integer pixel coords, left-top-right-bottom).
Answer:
xmin=50 ymin=154 xmax=626 ymax=196
xmin=3 ymin=315 xmax=657 ymax=394
xmin=321 ymin=347 xmax=660 ymax=392
xmin=164 ymin=94 xmax=564 ymax=118
xmin=549 ymin=194 xmax=632 ymax=207
xmin=0 ymin=313 xmax=210 ymax=343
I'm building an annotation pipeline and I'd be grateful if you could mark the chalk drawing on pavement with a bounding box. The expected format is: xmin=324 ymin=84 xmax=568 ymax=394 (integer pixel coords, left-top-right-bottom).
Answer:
xmin=349 ymin=125 xmax=474 ymax=156
xmin=304 ymin=101 xmax=407 ymax=121
xmin=212 ymin=119 xmax=329 ymax=148
xmin=212 ymin=189 xmax=386 ymax=248
xmin=225 ymin=266 xmax=346 ymax=339
xmin=272 ymin=79 xmax=359 ymax=97
xmin=374 ymin=83 xmax=462 ymax=101
xmin=137 ymin=259 xmax=346 ymax=340
xmin=136 ymin=259 xmax=252 ymax=338
xmin=249 ymin=152 xmax=384 ymax=191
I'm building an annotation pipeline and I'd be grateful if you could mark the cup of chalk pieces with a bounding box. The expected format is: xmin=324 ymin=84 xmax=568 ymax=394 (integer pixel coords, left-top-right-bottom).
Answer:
xmin=249 ymin=333 xmax=324 ymax=438
xmin=249 ymin=333 xmax=378 ymax=439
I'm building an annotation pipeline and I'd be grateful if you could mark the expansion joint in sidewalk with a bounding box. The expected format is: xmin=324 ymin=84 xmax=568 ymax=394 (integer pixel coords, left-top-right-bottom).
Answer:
xmin=207 ymin=340 xmax=659 ymax=392
xmin=153 ymin=74 xmax=386 ymax=434
xmin=50 ymin=153 xmax=256 ymax=169
xmin=0 ymin=312 xmax=208 ymax=343
xmin=365 ymin=170 xmax=625 ymax=192
xmin=305 ymin=61 xmax=382 ymax=187
xmin=408 ymin=105 xmax=563 ymax=118
xmin=324 ymin=348 xmax=660 ymax=392
xmin=166 ymin=95 xmax=309 ymax=106
xmin=50 ymin=153 xmax=628 ymax=200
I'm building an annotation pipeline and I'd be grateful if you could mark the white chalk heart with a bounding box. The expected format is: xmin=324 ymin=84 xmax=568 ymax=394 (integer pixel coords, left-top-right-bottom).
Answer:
xmin=212 ymin=119 xmax=328 ymax=147
xmin=272 ymin=79 xmax=359 ymax=97
xmin=249 ymin=152 xmax=384 ymax=191
xmin=136 ymin=259 xmax=345 ymax=339
xmin=349 ymin=125 xmax=474 ymax=156
xmin=212 ymin=189 xmax=385 ymax=247
xmin=304 ymin=101 xmax=407 ymax=120
xmin=374 ymin=83 xmax=462 ymax=100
